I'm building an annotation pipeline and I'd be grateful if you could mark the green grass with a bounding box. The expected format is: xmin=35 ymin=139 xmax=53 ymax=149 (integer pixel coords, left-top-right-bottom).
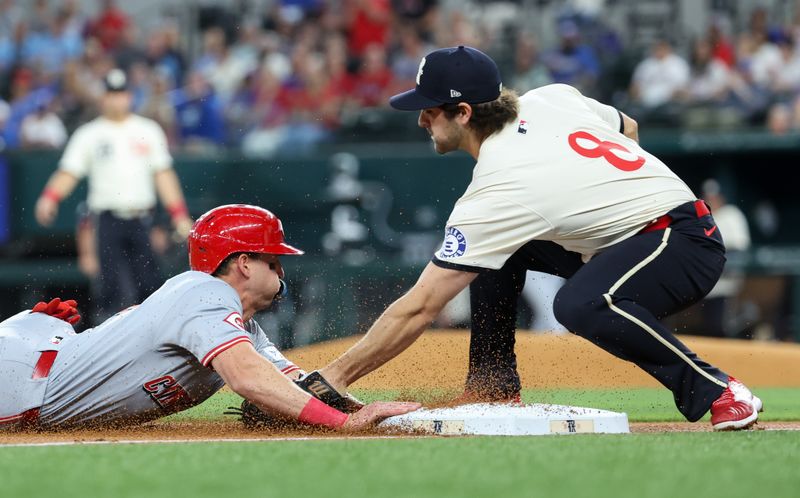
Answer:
xmin=1 ymin=432 xmax=798 ymax=498
xmin=166 ymin=386 xmax=800 ymax=423
xmin=3 ymin=387 xmax=800 ymax=498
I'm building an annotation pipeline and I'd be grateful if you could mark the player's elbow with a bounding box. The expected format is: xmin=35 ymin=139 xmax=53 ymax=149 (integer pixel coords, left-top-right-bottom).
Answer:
xmin=622 ymin=113 xmax=639 ymax=141
xmin=226 ymin=376 xmax=258 ymax=400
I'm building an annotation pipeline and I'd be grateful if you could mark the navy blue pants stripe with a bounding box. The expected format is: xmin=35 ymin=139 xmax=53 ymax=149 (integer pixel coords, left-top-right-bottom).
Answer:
xmin=468 ymin=201 xmax=729 ymax=421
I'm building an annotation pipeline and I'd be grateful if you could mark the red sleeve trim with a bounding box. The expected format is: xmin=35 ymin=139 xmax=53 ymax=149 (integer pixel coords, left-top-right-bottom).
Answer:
xmin=281 ymin=365 xmax=301 ymax=376
xmin=201 ymin=336 xmax=252 ymax=366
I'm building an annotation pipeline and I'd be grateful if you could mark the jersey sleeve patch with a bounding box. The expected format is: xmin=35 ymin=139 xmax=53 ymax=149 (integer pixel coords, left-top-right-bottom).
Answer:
xmin=201 ymin=336 xmax=252 ymax=366
xmin=436 ymin=226 xmax=468 ymax=259
xmin=223 ymin=312 xmax=247 ymax=331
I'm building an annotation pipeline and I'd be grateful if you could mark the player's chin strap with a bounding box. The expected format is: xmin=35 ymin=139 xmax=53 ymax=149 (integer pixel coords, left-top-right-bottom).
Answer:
xmin=274 ymin=279 xmax=288 ymax=301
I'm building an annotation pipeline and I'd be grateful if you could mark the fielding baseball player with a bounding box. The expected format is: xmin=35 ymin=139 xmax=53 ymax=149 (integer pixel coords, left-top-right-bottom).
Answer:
xmin=0 ymin=204 xmax=418 ymax=431
xmin=309 ymin=46 xmax=762 ymax=430
xmin=34 ymin=68 xmax=193 ymax=322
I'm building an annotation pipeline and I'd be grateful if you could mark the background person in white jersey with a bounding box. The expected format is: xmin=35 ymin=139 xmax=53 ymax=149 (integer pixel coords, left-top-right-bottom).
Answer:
xmin=34 ymin=68 xmax=193 ymax=323
xmin=310 ymin=46 xmax=762 ymax=431
xmin=0 ymin=204 xmax=418 ymax=431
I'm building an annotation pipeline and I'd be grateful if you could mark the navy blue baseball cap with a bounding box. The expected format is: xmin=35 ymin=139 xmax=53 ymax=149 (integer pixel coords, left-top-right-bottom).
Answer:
xmin=389 ymin=46 xmax=503 ymax=111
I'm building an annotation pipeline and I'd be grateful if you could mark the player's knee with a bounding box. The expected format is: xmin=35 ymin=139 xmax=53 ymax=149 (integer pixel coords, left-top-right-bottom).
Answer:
xmin=552 ymin=287 xmax=602 ymax=335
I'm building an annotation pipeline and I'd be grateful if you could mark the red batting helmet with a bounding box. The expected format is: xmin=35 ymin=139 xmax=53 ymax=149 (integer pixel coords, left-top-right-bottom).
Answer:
xmin=188 ymin=204 xmax=304 ymax=274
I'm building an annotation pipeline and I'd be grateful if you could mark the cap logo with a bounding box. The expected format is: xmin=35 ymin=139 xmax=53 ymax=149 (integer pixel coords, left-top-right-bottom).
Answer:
xmin=416 ymin=57 xmax=426 ymax=85
xmin=450 ymin=89 xmax=462 ymax=98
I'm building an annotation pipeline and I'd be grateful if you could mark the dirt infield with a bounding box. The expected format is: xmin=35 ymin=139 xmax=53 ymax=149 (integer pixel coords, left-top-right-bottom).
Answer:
xmin=288 ymin=331 xmax=800 ymax=389
xmin=2 ymin=331 xmax=799 ymax=445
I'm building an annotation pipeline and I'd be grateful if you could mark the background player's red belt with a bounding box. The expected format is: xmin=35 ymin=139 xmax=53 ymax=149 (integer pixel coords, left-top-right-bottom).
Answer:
xmin=640 ymin=200 xmax=710 ymax=234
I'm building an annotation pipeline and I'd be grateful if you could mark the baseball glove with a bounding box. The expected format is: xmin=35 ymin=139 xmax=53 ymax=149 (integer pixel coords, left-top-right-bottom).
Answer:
xmin=227 ymin=371 xmax=365 ymax=428
xmin=225 ymin=399 xmax=303 ymax=430
xmin=295 ymin=371 xmax=364 ymax=413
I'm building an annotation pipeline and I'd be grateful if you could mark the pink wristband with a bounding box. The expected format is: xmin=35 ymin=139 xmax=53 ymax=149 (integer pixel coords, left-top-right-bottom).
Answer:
xmin=40 ymin=188 xmax=61 ymax=203
xmin=298 ymin=397 xmax=349 ymax=428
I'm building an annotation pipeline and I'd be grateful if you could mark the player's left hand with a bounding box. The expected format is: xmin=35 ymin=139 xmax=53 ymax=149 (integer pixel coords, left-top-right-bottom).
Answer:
xmin=32 ymin=298 xmax=81 ymax=325
xmin=342 ymin=401 xmax=422 ymax=430
xmin=295 ymin=371 xmax=365 ymax=413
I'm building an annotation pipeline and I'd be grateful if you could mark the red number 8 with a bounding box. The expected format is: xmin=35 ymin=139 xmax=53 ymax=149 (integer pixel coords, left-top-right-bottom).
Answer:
xmin=567 ymin=131 xmax=645 ymax=171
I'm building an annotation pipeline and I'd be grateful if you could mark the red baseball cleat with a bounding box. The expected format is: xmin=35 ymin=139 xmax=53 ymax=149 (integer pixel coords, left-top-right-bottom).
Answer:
xmin=710 ymin=377 xmax=763 ymax=431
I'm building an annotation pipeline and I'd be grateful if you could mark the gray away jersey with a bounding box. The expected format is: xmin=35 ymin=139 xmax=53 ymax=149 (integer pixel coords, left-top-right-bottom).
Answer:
xmin=37 ymin=271 xmax=299 ymax=429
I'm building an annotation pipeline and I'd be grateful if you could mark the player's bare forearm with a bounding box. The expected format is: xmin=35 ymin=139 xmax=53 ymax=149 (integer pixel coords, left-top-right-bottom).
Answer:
xmin=321 ymin=263 xmax=477 ymax=391
xmin=621 ymin=111 xmax=639 ymax=142
xmin=154 ymin=169 xmax=187 ymax=209
xmin=154 ymin=169 xmax=192 ymax=237
xmin=45 ymin=170 xmax=79 ymax=199
xmin=213 ymin=343 xmax=311 ymax=418
xmin=323 ymin=296 xmax=437 ymax=389
xmin=35 ymin=170 xmax=80 ymax=226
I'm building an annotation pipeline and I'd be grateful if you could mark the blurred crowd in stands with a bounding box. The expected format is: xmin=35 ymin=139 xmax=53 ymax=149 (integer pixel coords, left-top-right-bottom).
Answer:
xmin=3 ymin=0 xmax=800 ymax=156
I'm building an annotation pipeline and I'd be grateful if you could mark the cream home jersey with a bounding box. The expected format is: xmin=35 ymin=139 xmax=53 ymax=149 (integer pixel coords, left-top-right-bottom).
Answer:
xmin=58 ymin=114 xmax=172 ymax=212
xmin=35 ymin=271 xmax=300 ymax=429
xmin=434 ymin=84 xmax=695 ymax=271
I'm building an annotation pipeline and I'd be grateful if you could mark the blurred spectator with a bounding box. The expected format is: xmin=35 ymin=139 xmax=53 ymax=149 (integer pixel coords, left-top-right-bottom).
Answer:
xmin=323 ymin=33 xmax=355 ymax=101
xmin=60 ymin=37 xmax=115 ymax=128
xmin=0 ymin=0 xmax=24 ymax=37
xmin=390 ymin=23 xmax=432 ymax=89
xmin=509 ymin=34 xmax=552 ymax=93
xmin=277 ymin=46 xmax=339 ymax=150
xmin=682 ymin=37 xmax=733 ymax=104
xmin=2 ymin=67 xmax=57 ymax=149
xmin=391 ymin=0 xmax=438 ymax=42
xmin=225 ymin=70 xmax=260 ymax=147
xmin=172 ymin=70 xmax=226 ymax=151
xmin=769 ymin=36 xmax=800 ymax=98
xmin=437 ymin=10 xmax=483 ymax=48
xmin=85 ymin=0 xmax=130 ymax=52
xmin=736 ymin=24 xmax=782 ymax=91
xmin=19 ymin=96 xmax=67 ymax=149
xmin=60 ymin=0 xmax=88 ymax=39
xmin=112 ymin=22 xmax=147 ymax=73
xmin=349 ymin=43 xmax=394 ymax=107
xmin=345 ymin=0 xmax=392 ymax=57
xmin=699 ymin=179 xmax=751 ymax=338
xmin=708 ymin=16 xmax=736 ymax=67
xmin=193 ymin=27 xmax=255 ymax=104
xmin=145 ymin=22 xmax=187 ymax=88
xmin=765 ymin=101 xmax=800 ymax=135
xmin=542 ymin=20 xmax=599 ymax=95
xmin=126 ymin=61 xmax=152 ymax=112
xmin=139 ymin=69 xmax=177 ymax=145
xmin=629 ymin=38 xmax=689 ymax=117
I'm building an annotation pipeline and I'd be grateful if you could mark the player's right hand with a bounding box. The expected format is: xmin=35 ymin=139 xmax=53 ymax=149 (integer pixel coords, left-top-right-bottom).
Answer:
xmin=342 ymin=401 xmax=421 ymax=430
xmin=35 ymin=196 xmax=59 ymax=227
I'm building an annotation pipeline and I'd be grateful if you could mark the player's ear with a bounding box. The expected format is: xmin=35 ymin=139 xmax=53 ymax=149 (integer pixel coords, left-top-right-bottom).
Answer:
xmin=456 ymin=103 xmax=473 ymax=124
xmin=236 ymin=253 xmax=253 ymax=277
